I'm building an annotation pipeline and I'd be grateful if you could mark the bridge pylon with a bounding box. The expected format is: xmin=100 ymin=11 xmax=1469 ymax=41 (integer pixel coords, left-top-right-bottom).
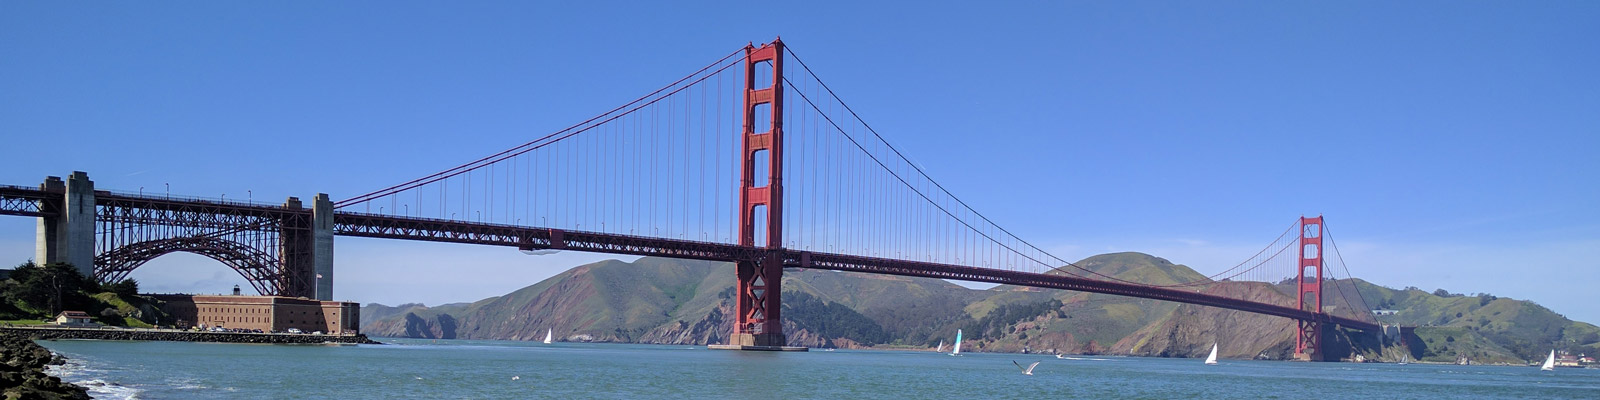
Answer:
xmin=1294 ymin=215 xmax=1325 ymax=361
xmin=34 ymin=172 xmax=97 ymax=278
xmin=715 ymin=38 xmax=802 ymax=351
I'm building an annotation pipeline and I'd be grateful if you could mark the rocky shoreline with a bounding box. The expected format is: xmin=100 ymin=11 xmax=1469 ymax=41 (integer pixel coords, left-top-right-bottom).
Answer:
xmin=1 ymin=330 xmax=90 ymax=400
xmin=1 ymin=326 xmax=383 ymax=345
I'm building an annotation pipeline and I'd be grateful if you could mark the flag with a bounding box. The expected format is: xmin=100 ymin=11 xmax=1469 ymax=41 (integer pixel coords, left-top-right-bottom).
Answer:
xmin=316 ymin=274 xmax=324 ymax=279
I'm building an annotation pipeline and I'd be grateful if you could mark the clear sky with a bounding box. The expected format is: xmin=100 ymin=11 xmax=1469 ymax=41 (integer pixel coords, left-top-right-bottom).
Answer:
xmin=3 ymin=2 xmax=1596 ymax=322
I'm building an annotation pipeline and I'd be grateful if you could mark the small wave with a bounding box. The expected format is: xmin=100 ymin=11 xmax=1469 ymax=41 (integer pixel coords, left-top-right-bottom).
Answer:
xmin=168 ymin=377 xmax=209 ymax=390
xmin=76 ymin=379 xmax=143 ymax=400
xmin=48 ymin=360 xmax=89 ymax=375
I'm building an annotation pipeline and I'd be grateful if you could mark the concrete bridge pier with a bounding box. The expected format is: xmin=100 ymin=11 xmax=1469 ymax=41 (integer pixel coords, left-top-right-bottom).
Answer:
xmin=312 ymin=193 xmax=333 ymax=300
xmin=277 ymin=194 xmax=334 ymax=300
xmin=35 ymin=172 xmax=95 ymax=277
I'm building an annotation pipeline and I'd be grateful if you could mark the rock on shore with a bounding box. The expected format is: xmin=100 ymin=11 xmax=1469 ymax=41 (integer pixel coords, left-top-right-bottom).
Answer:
xmin=0 ymin=331 xmax=90 ymax=400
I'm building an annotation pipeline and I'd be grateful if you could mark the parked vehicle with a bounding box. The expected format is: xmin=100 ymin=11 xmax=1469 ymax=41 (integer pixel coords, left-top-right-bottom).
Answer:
xmin=287 ymin=328 xmax=302 ymax=334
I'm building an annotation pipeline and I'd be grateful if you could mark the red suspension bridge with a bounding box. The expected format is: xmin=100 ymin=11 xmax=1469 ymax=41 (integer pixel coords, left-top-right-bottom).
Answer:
xmin=1 ymin=38 xmax=1378 ymax=359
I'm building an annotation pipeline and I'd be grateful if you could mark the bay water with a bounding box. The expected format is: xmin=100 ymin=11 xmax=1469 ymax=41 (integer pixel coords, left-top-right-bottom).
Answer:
xmin=38 ymin=338 xmax=1600 ymax=399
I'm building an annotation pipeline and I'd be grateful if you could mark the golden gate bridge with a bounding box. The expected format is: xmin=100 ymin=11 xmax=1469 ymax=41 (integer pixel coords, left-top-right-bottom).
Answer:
xmin=0 ymin=38 xmax=1379 ymax=360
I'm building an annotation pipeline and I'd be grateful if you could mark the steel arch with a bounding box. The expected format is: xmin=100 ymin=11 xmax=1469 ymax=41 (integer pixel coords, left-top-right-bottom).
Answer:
xmin=95 ymin=236 xmax=283 ymax=295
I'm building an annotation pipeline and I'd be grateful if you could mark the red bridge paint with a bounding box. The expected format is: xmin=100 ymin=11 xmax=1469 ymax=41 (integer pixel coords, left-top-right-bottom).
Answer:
xmin=735 ymin=39 xmax=787 ymax=347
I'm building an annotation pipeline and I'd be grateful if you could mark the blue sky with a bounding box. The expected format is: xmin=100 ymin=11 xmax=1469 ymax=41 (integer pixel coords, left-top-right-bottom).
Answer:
xmin=3 ymin=2 xmax=1596 ymax=322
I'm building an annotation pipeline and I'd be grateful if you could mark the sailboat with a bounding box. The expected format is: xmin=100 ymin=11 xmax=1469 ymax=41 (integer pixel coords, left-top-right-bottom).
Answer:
xmin=1204 ymin=343 xmax=1219 ymax=365
xmin=543 ymin=329 xmax=553 ymax=344
xmin=1541 ymin=350 xmax=1556 ymax=371
xmin=950 ymin=329 xmax=963 ymax=356
xmin=1398 ymin=354 xmax=1409 ymax=365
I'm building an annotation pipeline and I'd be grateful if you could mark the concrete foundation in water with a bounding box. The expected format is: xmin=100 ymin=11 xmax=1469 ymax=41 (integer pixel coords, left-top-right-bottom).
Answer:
xmin=707 ymin=344 xmax=809 ymax=352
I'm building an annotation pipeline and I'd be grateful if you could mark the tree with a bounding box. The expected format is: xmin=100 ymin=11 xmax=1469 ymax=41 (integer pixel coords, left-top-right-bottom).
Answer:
xmin=3 ymin=261 xmax=95 ymax=316
xmin=108 ymin=279 xmax=139 ymax=297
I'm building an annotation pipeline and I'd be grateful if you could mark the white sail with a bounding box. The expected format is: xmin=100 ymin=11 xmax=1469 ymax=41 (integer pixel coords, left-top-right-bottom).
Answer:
xmin=951 ymin=329 xmax=963 ymax=356
xmin=1204 ymin=344 xmax=1219 ymax=365
xmin=1542 ymin=350 xmax=1556 ymax=371
xmin=543 ymin=328 xmax=553 ymax=344
xmin=936 ymin=340 xmax=945 ymax=353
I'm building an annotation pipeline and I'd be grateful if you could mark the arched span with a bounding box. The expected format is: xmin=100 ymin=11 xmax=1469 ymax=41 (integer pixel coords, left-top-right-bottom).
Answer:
xmin=95 ymin=236 xmax=283 ymax=295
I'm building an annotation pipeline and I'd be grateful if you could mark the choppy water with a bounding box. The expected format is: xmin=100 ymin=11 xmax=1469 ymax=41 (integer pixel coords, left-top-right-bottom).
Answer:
xmin=37 ymin=338 xmax=1600 ymax=399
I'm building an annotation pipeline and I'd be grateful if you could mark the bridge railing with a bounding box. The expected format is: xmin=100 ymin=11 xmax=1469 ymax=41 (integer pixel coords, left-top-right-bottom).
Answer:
xmin=96 ymin=189 xmax=298 ymax=210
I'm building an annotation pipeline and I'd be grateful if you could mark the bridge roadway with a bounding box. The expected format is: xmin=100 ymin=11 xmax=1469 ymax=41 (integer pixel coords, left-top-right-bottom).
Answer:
xmin=338 ymin=211 xmax=1380 ymax=332
xmin=0 ymin=185 xmax=1378 ymax=332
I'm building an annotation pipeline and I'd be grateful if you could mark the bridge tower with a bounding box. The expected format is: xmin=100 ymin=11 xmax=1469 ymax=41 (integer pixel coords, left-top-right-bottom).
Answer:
xmin=35 ymin=172 xmax=96 ymax=277
xmin=729 ymin=38 xmax=791 ymax=349
xmin=313 ymin=193 xmax=335 ymax=300
xmin=1294 ymin=215 xmax=1325 ymax=361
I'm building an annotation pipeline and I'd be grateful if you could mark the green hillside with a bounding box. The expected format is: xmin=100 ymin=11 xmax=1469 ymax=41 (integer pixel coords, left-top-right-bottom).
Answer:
xmin=361 ymin=253 xmax=1597 ymax=363
xmin=1409 ymin=326 xmax=1523 ymax=364
xmin=1 ymin=262 xmax=169 ymax=328
xmin=365 ymin=257 xmax=986 ymax=347
xmin=363 ymin=253 xmax=1218 ymax=353
xmin=962 ymin=253 xmax=1205 ymax=353
xmin=1344 ymin=280 xmax=1600 ymax=362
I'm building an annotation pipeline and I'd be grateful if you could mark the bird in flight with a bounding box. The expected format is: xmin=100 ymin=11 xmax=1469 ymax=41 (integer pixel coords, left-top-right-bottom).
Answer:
xmin=1014 ymin=360 xmax=1041 ymax=376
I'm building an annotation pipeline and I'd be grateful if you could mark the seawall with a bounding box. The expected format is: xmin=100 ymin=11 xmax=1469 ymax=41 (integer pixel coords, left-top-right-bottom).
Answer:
xmin=1 ymin=326 xmax=383 ymax=345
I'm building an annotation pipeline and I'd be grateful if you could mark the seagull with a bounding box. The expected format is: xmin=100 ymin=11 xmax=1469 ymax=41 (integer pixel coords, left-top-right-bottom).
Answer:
xmin=511 ymin=376 xmax=520 ymax=381
xmin=1014 ymin=360 xmax=1041 ymax=376
xmin=414 ymin=376 xmax=423 ymax=380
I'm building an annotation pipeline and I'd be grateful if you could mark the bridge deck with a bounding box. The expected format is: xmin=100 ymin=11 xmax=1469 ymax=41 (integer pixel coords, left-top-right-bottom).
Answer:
xmin=332 ymin=210 xmax=1379 ymax=331
xmin=0 ymin=185 xmax=1379 ymax=332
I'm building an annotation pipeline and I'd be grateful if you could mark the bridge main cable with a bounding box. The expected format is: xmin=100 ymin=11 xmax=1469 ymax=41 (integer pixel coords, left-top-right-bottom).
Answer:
xmin=335 ymin=47 xmax=747 ymax=209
